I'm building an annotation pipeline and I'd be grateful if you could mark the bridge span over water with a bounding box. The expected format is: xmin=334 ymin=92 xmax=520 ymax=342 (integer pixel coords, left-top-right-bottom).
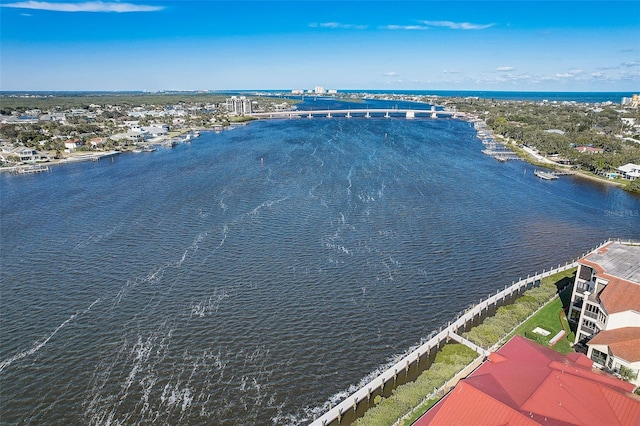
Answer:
xmin=250 ymin=107 xmax=462 ymax=120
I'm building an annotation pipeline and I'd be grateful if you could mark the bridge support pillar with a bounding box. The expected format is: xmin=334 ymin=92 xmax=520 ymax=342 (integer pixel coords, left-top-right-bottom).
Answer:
xmin=406 ymin=111 xmax=415 ymax=119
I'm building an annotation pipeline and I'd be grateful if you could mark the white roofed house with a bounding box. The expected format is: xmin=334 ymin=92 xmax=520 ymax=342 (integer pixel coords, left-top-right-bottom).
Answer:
xmin=141 ymin=125 xmax=169 ymax=138
xmin=568 ymin=241 xmax=640 ymax=386
xmin=10 ymin=146 xmax=38 ymax=162
xmin=618 ymin=163 xmax=640 ymax=180
xmin=126 ymin=130 xmax=147 ymax=144
xmin=64 ymin=139 xmax=81 ymax=152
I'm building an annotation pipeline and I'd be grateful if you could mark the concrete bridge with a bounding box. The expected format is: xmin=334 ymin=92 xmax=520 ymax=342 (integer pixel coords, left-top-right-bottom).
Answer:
xmin=250 ymin=107 xmax=461 ymax=120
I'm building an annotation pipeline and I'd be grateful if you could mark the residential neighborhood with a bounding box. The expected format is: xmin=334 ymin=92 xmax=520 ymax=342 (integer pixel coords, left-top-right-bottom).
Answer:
xmin=0 ymin=93 xmax=296 ymax=169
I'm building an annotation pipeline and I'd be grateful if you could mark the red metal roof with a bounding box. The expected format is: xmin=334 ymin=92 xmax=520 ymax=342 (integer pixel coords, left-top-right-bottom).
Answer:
xmin=415 ymin=336 xmax=640 ymax=425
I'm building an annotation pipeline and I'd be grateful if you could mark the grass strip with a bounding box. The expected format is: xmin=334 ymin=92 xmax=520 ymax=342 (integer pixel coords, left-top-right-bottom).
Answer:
xmin=351 ymin=344 xmax=477 ymax=426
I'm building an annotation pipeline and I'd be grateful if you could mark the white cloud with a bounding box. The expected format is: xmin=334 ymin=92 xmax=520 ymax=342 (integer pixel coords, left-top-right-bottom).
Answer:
xmin=421 ymin=20 xmax=494 ymax=30
xmin=622 ymin=61 xmax=639 ymax=67
xmin=383 ymin=71 xmax=399 ymax=77
xmin=384 ymin=24 xmax=428 ymax=30
xmin=1 ymin=1 xmax=164 ymax=12
xmin=496 ymin=66 xmax=514 ymax=72
xmin=309 ymin=22 xmax=367 ymax=30
xmin=555 ymin=69 xmax=582 ymax=79
xmin=442 ymin=70 xmax=461 ymax=74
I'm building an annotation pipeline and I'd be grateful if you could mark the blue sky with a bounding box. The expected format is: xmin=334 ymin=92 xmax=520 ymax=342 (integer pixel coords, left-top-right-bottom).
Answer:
xmin=1 ymin=1 xmax=639 ymax=91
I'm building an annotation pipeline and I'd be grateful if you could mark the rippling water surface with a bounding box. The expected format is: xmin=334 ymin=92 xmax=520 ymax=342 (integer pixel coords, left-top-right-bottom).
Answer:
xmin=1 ymin=115 xmax=639 ymax=425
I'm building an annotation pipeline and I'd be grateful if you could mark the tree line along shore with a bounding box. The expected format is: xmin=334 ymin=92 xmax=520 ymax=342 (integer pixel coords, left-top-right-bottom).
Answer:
xmin=449 ymin=95 xmax=640 ymax=192
xmin=1 ymin=92 xmax=639 ymax=193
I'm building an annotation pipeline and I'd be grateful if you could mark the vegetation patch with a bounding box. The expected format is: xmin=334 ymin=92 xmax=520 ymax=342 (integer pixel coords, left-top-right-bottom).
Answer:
xmin=351 ymin=344 xmax=478 ymax=426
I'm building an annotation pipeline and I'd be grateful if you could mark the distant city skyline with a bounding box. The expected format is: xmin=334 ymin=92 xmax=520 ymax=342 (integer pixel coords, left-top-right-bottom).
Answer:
xmin=1 ymin=0 xmax=639 ymax=92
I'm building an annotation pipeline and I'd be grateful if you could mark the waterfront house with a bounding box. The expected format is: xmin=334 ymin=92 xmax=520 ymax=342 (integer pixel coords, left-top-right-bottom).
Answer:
xmin=64 ymin=139 xmax=81 ymax=152
xmin=575 ymin=146 xmax=604 ymax=154
xmin=141 ymin=125 xmax=168 ymax=137
xmin=617 ymin=163 xmax=640 ymax=180
xmin=126 ymin=130 xmax=146 ymax=143
xmin=568 ymin=241 xmax=640 ymax=385
xmin=89 ymin=138 xmax=105 ymax=148
xmin=416 ymin=335 xmax=640 ymax=425
xmin=10 ymin=146 xmax=38 ymax=162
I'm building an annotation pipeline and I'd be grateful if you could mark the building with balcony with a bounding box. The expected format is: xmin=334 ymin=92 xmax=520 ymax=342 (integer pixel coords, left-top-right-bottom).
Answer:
xmin=568 ymin=241 xmax=640 ymax=385
xmin=226 ymin=96 xmax=252 ymax=115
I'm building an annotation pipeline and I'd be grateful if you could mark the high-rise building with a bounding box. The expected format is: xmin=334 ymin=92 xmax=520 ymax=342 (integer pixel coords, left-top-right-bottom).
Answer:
xmin=621 ymin=94 xmax=639 ymax=108
xmin=226 ymin=96 xmax=253 ymax=115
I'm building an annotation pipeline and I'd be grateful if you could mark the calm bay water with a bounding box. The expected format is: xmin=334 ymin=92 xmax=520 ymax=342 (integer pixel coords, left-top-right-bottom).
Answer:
xmin=1 ymin=115 xmax=639 ymax=425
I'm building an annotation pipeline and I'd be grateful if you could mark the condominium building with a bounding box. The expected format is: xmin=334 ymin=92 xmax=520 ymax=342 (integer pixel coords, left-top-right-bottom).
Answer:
xmin=568 ymin=241 xmax=640 ymax=385
xmin=226 ymin=96 xmax=253 ymax=115
xmin=622 ymin=94 xmax=639 ymax=108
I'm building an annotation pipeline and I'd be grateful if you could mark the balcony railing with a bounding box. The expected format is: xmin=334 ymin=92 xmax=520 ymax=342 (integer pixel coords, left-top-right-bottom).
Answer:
xmin=576 ymin=286 xmax=594 ymax=294
xmin=583 ymin=310 xmax=598 ymax=320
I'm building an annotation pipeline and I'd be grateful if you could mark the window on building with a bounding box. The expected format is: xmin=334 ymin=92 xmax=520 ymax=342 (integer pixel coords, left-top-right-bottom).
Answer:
xmin=578 ymin=266 xmax=593 ymax=281
xmin=591 ymin=349 xmax=607 ymax=366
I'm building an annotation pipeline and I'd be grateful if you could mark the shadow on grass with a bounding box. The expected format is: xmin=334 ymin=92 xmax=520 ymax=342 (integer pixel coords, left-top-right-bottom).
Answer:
xmin=556 ymin=273 xmax=576 ymax=309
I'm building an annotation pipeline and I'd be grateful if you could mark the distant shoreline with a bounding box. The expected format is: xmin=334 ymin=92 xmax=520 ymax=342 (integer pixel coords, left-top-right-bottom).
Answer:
xmin=0 ymin=151 xmax=121 ymax=173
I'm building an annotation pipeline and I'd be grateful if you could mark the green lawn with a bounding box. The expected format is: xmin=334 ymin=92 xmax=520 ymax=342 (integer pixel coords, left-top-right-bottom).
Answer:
xmin=400 ymin=398 xmax=439 ymax=426
xmin=509 ymin=287 xmax=575 ymax=354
